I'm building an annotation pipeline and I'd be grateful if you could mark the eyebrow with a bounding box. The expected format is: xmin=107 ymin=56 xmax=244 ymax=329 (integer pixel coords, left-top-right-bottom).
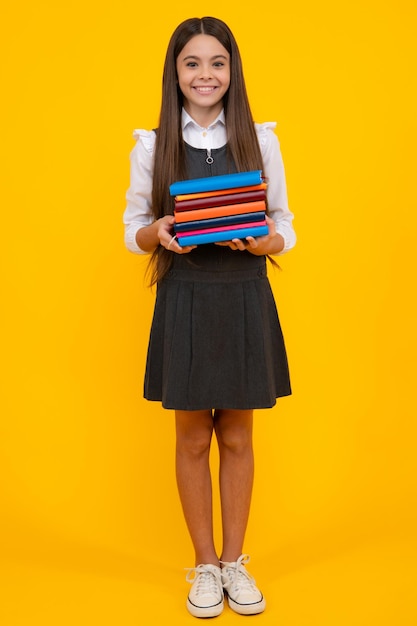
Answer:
xmin=181 ymin=54 xmax=228 ymax=61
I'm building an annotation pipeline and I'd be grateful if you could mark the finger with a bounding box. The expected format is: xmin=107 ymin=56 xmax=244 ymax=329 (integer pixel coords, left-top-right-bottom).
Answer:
xmin=231 ymin=238 xmax=248 ymax=251
xmin=245 ymin=237 xmax=257 ymax=249
xmin=167 ymin=235 xmax=177 ymax=250
xmin=265 ymin=215 xmax=276 ymax=235
xmin=167 ymin=240 xmax=197 ymax=254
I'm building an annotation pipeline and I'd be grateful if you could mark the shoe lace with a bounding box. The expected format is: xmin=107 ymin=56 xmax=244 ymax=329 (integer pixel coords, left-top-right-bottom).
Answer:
xmin=221 ymin=554 xmax=258 ymax=597
xmin=185 ymin=565 xmax=222 ymax=597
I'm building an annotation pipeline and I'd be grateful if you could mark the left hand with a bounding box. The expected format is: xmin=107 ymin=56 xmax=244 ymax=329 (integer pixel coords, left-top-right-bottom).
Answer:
xmin=215 ymin=216 xmax=277 ymax=253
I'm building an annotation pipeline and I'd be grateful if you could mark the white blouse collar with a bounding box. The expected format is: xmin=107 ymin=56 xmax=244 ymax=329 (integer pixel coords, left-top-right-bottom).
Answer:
xmin=181 ymin=108 xmax=226 ymax=132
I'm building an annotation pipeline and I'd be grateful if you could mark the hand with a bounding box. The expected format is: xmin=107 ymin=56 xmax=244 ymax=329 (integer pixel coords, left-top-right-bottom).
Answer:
xmin=215 ymin=216 xmax=278 ymax=253
xmin=157 ymin=216 xmax=197 ymax=254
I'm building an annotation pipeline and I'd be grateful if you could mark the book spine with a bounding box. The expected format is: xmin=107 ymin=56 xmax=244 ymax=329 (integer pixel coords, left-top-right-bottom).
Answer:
xmin=177 ymin=220 xmax=267 ymax=237
xmin=175 ymin=189 xmax=267 ymax=212
xmin=169 ymin=170 xmax=263 ymax=196
xmin=174 ymin=200 xmax=266 ymax=223
xmin=177 ymin=224 xmax=269 ymax=246
xmin=174 ymin=183 xmax=267 ymax=203
xmin=174 ymin=211 xmax=266 ymax=233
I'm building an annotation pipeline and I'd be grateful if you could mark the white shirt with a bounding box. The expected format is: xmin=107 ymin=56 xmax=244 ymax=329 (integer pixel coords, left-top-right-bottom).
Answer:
xmin=124 ymin=109 xmax=296 ymax=255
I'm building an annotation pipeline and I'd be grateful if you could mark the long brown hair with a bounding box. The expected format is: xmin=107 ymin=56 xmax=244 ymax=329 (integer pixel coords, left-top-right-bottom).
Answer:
xmin=148 ymin=16 xmax=265 ymax=285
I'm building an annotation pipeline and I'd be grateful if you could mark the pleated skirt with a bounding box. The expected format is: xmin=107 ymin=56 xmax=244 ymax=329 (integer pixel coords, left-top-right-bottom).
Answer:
xmin=144 ymin=246 xmax=291 ymax=410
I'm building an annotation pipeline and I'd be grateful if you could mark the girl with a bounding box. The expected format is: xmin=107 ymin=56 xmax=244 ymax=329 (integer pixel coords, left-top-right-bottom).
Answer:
xmin=124 ymin=16 xmax=296 ymax=619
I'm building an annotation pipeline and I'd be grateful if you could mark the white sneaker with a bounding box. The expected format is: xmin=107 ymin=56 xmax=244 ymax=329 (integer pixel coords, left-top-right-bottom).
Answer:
xmin=221 ymin=554 xmax=266 ymax=615
xmin=186 ymin=563 xmax=224 ymax=618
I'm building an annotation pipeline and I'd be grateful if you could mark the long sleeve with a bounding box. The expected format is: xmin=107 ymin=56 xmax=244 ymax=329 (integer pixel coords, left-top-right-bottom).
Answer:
xmin=256 ymin=122 xmax=296 ymax=254
xmin=123 ymin=129 xmax=156 ymax=254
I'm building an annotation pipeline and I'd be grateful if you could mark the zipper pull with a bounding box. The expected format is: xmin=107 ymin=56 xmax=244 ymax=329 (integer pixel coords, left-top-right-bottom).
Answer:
xmin=206 ymin=148 xmax=214 ymax=165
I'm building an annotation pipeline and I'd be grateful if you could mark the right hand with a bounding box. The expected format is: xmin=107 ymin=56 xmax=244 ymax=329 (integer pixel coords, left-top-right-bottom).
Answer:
xmin=157 ymin=216 xmax=197 ymax=254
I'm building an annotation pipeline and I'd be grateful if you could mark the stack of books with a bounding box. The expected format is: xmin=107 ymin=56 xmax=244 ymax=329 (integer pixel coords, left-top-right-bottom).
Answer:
xmin=169 ymin=170 xmax=269 ymax=246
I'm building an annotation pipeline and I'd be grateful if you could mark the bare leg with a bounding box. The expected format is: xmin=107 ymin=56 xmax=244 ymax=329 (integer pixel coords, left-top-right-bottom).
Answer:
xmin=214 ymin=409 xmax=254 ymax=563
xmin=175 ymin=409 xmax=219 ymax=566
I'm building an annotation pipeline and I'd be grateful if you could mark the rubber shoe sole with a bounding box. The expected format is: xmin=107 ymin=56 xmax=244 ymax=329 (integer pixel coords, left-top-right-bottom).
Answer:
xmin=186 ymin=596 xmax=224 ymax=618
xmin=226 ymin=590 xmax=266 ymax=615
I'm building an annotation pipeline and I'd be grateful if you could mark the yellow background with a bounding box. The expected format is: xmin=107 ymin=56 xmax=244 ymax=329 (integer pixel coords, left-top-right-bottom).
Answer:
xmin=1 ymin=1 xmax=416 ymax=624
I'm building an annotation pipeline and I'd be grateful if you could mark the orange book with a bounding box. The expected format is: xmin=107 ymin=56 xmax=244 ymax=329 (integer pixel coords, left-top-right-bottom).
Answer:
xmin=174 ymin=200 xmax=266 ymax=223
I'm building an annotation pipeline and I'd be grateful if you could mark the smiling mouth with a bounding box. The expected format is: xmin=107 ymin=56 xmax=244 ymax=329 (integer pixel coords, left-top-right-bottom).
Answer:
xmin=193 ymin=86 xmax=218 ymax=94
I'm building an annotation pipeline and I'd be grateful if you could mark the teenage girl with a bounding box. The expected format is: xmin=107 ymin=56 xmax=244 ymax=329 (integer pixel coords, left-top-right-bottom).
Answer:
xmin=123 ymin=16 xmax=296 ymax=619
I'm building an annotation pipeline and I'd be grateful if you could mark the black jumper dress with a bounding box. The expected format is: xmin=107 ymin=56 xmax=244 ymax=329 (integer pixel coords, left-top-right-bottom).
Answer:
xmin=144 ymin=143 xmax=291 ymax=410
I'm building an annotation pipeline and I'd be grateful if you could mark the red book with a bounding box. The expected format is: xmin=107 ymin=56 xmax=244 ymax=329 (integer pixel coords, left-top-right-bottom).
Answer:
xmin=175 ymin=189 xmax=267 ymax=212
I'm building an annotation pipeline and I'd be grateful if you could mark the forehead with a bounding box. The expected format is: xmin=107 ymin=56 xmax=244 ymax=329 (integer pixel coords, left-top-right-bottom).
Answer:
xmin=177 ymin=34 xmax=229 ymax=60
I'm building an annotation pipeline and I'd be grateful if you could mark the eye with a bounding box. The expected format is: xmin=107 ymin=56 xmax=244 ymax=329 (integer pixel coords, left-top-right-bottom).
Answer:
xmin=186 ymin=62 xmax=198 ymax=68
xmin=213 ymin=62 xmax=224 ymax=67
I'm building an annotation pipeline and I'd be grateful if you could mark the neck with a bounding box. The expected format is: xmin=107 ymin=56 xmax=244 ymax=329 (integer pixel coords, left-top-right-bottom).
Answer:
xmin=184 ymin=104 xmax=223 ymax=129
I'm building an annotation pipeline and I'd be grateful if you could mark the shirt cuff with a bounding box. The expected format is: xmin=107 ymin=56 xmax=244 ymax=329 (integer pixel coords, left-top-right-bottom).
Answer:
xmin=125 ymin=226 xmax=149 ymax=255
xmin=275 ymin=228 xmax=296 ymax=256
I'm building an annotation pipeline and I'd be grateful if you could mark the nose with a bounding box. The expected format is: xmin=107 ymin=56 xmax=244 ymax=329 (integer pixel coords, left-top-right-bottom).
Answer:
xmin=199 ymin=64 xmax=213 ymax=80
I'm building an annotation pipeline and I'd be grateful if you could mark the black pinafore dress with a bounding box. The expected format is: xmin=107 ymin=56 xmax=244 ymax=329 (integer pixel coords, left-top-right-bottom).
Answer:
xmin=144 ymin=143 xmax=291 ymax=410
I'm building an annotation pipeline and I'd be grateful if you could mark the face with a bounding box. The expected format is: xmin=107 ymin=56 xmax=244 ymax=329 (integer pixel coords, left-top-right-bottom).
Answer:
xmin=176 ymin=34 xmax=231 ymax=122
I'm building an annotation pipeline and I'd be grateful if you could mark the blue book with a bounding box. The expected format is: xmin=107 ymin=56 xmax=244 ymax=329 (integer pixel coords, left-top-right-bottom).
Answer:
xmin=169 ymin=171 xmax=264 ymax=196
xmin=177 ymin=224 xmax=269 ymax=246
xmin=174 ymin=211 xmax=266 ymax=233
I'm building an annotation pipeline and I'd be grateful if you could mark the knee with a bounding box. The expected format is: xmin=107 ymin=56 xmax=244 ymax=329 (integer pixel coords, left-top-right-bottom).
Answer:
xmin=216 ymin=426 xmax=253 ymax=455
xmin=176 ymin=429 xmax=213 ymax=458
xmin=175 ymin=410 xmax=214 ymax=458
